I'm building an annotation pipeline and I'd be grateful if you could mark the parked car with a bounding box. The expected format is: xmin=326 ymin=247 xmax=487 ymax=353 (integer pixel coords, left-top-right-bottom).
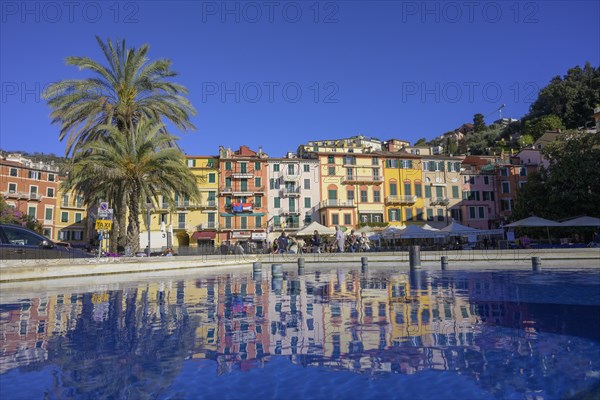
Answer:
xmin=0 ymin=224 xmax=92 ymax=260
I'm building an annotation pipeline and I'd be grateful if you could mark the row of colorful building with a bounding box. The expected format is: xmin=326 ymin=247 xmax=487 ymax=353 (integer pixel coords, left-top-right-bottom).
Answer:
xmin=0 ymin=131 xmax=568 ymax=249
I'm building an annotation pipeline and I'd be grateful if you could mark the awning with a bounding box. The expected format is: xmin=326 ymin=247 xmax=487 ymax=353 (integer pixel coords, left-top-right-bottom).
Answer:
xmin=191 ymin=231 xmax=216 ymax=240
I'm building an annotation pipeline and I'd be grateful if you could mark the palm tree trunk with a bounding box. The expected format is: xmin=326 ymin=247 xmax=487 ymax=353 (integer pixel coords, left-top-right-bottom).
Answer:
xmin=117 ymin=192 xmax=128 ymax=253
xmin=127 ymin=183 xmax=141 ymax=253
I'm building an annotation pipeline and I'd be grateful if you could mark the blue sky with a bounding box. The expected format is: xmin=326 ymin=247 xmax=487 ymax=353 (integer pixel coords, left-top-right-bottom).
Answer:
xmin=1 ymin=1 xmax=598 ymax=157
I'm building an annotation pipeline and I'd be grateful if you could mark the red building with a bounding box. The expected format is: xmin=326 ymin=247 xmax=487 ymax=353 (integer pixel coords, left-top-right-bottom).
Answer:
xmin=217 ymin=146 xmax=269 ymax=249
xmin=0 ymin=153 xmax=61 ymax=238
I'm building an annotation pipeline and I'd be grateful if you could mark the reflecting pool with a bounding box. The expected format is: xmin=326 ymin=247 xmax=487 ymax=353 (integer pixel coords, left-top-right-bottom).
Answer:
xmin=1 ymin=266 xmax=599 ymax=399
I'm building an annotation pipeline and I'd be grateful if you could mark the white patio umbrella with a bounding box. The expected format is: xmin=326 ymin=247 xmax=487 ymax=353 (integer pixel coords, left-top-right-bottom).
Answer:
xmin=381 ymin=226 xmax=404 ymax=239
xmin=560 ymin=216 xmax=600 ymax=227
xmin=440 ymin=221 xmax=487 ymax=236
xmin=394 ymin=224 xmax=447 ymax=239
xmin=504 ymin=215 xmax=562 ymax=243
xmin=292 ymin=221 xmax=336 ymax=237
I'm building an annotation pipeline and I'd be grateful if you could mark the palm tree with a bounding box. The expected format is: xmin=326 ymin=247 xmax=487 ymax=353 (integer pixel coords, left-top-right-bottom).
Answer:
xmin=45 ymin=36 xmax=196 ymax=249
xmin=63 ymin=120 xmax=200 ymax=253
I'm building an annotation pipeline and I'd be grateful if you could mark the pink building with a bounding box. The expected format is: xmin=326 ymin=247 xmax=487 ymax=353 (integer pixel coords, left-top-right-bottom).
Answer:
xmin=459 ymin=156 xmax=499 ymax=230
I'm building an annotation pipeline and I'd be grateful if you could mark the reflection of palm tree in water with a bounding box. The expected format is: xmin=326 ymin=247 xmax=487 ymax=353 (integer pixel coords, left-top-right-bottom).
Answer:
xmin=46 ymin=285 xmax=197 ymax=399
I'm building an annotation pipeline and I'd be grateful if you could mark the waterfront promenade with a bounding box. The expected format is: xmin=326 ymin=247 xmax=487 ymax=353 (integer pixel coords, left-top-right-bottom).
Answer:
xmin=1 ymin=248 xmax=599 ymax=284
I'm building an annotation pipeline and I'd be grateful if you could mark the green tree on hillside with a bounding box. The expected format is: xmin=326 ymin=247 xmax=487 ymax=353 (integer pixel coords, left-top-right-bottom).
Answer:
xmin=512 ymin=130 xmax=600 ymax=221
xmin=473 ymin=113 xmax=486 ymax=132
xmin=527 ymin=62 xmax=600 ymax=129
xmin=521 ymin=114 xmax=565 ymax=141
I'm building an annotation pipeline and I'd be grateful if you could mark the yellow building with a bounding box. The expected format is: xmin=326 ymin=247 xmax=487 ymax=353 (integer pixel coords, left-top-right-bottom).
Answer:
xmin=420 ymin=155 xmax=464 ymax=228
xmin=378 ymin=150 xmax=424 ymax=226
xmin=139 ymin=155 xmax=219 ymax=250
xmin=54 ymin=187 xmax=88 ymax=246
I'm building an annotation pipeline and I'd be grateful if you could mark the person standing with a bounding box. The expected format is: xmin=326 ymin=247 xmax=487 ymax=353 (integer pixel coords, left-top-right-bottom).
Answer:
xmin=336 ymin=225 xmax=345 ymax=253
xmin=278 ymin=232 xmax=289 ymax=254
xmin=311 ymin=230 xmax=322 ymax=253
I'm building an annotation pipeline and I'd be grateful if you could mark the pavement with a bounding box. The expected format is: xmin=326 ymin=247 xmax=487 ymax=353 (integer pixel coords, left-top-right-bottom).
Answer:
xmin=1 ymin=248 xmax=598 ymax=283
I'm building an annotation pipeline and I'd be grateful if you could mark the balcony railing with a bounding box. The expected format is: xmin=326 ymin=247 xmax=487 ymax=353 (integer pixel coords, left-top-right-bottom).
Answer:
xmin=430 ymin=197 xmax=450 ymax=206
xmin=280 ymin=209 xmax=300 ymax=216
xmin=230 ymin=172 xmax=254 ymax=179
xmin=281 ymin=187 xmax=300 ymax=197
xmin=203 ymin=200 xmax=217 ymax=208
xmin=2 ymin=191 xmax=43 ymax=201
xmin=385 ymin=195 xmax=417 ymax=204
xmin=341 ymin=175 xmax=383 ymax=184
xmin=198 ymin=222 xmax=218 ymax=229
xmin=317 ymin=199 xmax=355 ymax=209
xmin=272 ymin=223 xmax=301 ymax=230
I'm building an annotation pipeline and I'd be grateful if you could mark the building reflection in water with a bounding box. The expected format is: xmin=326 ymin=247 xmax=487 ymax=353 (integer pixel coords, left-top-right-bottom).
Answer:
xmin=1 ymin=268 xmax=599 ymax=398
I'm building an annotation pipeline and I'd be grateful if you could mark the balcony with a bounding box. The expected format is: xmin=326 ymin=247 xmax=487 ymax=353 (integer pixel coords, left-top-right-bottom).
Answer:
xmin=202 ymin=200 xmax=217 ymax=208
xmin=2 ymin=191 xmax=42 ymax=201
xmin=341 ymin=175 xmax=383 ymax=184
xmin=282 ymin=173 xmax=301 ymax=181
xmin=317 ymin=199 xmax=355 ymax=209
xmin=430 ymin=197 xmax=450 ymax=206
xmin=198 ymin=222 xmax=218 ymax=229
xmin=280 ymin=209 xmax=301 ymax=216
xmin=230 ymin=171 xmax=254 ymax=179
xmin=281 ymin=187 xmax=300 ymax=197
xmin=272 ymin=222 xmax=301 ymax=230
xmin=385 ymin=195 xmax=417 ymax=205
xmin=220 ymin=186 xmax=265 ymax=196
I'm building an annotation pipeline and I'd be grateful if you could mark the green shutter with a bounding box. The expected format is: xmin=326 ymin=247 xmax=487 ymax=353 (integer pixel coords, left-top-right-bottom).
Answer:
xmin=408 ymin=160 xmax=413 ymax=168
xmin=425 ymin=186 xmax=432 ymax=198
xmin=429 ymin=161 xmax=435 ymax=170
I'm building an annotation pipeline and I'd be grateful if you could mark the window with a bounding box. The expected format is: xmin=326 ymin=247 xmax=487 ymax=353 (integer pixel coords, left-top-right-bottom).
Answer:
xmin=405 ymin=208 xmax=413 ymax=221
xmin=328 ymin=189 xmax=337 ymax=200
xmin=225 ymin=161 xmax=232 ymax=170
xmin=240 ymin=163 xmax=247 ymax=173
xmin=75 ymin=212 xmax=82 ymax=223
xmin=225 ymin=196 xmax=232 ymax=206
xmin=28 ymin=170 xmax=41 ymax=180
xmin=255 ymin=161 xmax=261 ymax=170
xmin=424 ymin=186 xmax=431 ymax=198
xmin=373 ymin=190 xmax=381 ymax=203
xmin=372 ymin=157 xmax=379 ymax=165
xmin=416 ymin=209 xmax=423 ymax=221
xmin=344 ymin=156 xmax=356 ymax=165
xmin=207 ymin=159 xmax=214 ymax=168
xmin=386 ymin=159 xmax=398 ymax=168
xmin=28 ymin=206 xmax=36 ymax=218
xmin=344 ymin=214 xmax=351 ymax=225
xmin=240 ymin=216 xmax=247 ymax=229
xmin=389 ymin=209 xmax=399 ymax=221
xmin=403 ymin=182 xmax=412 ymax=196
xmin=187 ymin=159 xmax=196 ymax=167
xmin=270 ymin=178 xmax=275 ymax=189
xmin=304 ymin=179 xmax=310 ymax=190
xmin=328 ymin=166 xmax=335 ymax=176
xmin=372 ymin=168 xmax=380 ymax=179
xmin=360 ymin=190 xmax=368 ymax=202
xmin=287 ymin=164 xmax=295 ymax=175
xmin=452 ymin=186 xmax=459 ymax=198
xmin=208 ymin=173 xmax=216 ymax=183
xmin=225 ymin=216 xmax=232 ymax=229
xmin=500 ymin=168 xmax=509 ymax=177
xmin=483 ymin=191 xmax=495 ymax=201
xmin=389 ymin=183 xmax=397 ymax=196
xmin=437 ymin=209 xmax=444 ymax=221
xmin=469 ymin=176 xmax=475 ymax=184
xmin=520 ymin=167 xmax=527 ymax=176
xmin=426 ymin=209 xmax=433 ymax=221
xmin=303 ymin=164 xmax=310 ymax=172
xmin=346 ymin=167 xmax=354 ymax=180
xmin=274 ymin=197 xmax=280 ymax=208
xmin=415 ymin=184 xmax=422 ymax=198
xmin=484 ymin=176 xmax=490 ymax=185
xmin=30 ymin=186 xmax=38 ymax=197
xmin=9 ymin=168 xmax=17 ymax=177
xmin=423 ymin=161 xmax=430 ymax=171
xmin=328 ymin=155 xmax=335 ymax=164
xmin=273 ymin=164 xmax=280 ymax=172
xmin=500 ymin=199 xmax=513 ymax=211
xmin=304 ymin=197 xmax=311 ymax=208
xmin=225 ymin=177 xmax=232 ymax=188
xmin=347 ymin=189 xmax=354 ymax=201
xmin=255 ymin=216 xmax=262 ymax=228
xmin=501 ymin=182 xmax=510 ymax=194
xmin=254 ymin=177 xmax=261 ymax=188
xmin=76 ymin=196 xmax=83 ymax=208
xmin=178 ymin=213 xmax=186 ymax=229
xmin=332 ymin=214 xmax=339 ymax=225
xmin=44 ymin=207 xmax=53 ymax=221
xmin=254 ymin=196 xmax=262 ymax=207
xmin=400 ymin=160 xmax=413 ymax=169
xmin=435 ymin=186 xmax=443 ymax=198
xmin=47 ymin=188 xmax=54 ymax=197
xmin=8 ymin=183 xmax=16 ymax=193
xmin=451 ymin=209 xmax=462 ymax=222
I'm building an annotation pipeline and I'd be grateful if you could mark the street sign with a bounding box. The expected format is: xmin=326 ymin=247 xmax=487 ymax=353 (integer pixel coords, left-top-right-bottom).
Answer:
xmin=95 ymin=219 xmax=113 ymax=231
xmin=98 ymin=202 xmax=110 ymax=218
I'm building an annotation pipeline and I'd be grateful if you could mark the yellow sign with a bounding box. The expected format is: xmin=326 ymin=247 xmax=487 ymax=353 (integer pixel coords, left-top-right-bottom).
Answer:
xmin=92 ymin=293 xmax=109 ymax=304
xmin=95 ymin=219 xmax=113 ymax=231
